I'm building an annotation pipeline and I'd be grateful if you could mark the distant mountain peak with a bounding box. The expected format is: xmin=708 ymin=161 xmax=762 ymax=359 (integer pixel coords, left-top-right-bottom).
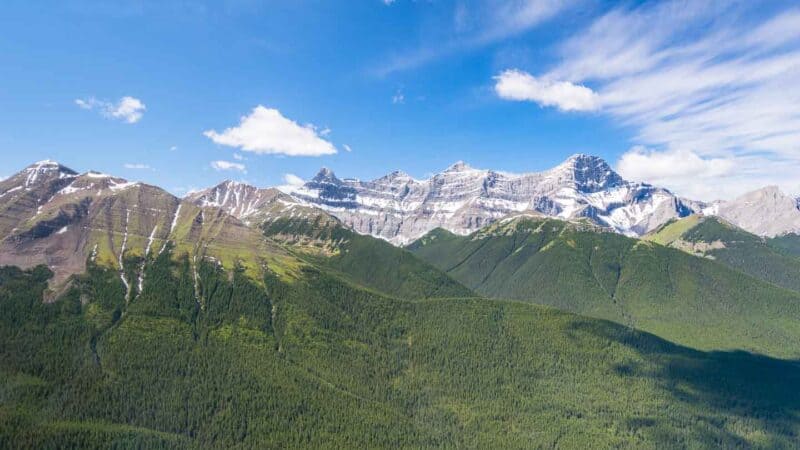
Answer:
xmin=443 ymin=161 xmax=475 ymax=173
xmin=374 ymin=169 xmax=414 ymax=183
xmin=712 ymin=185 xmax=800 ymax=237
xmin=23 ymin=160 xmax=76 ymax=174
xmin=29 ymin=159 xmax=63 ymax=167
xmin=550 ymin=153 xmax=623 ymax=192
xmin=312 ymin=167 xmax=339 ymax=184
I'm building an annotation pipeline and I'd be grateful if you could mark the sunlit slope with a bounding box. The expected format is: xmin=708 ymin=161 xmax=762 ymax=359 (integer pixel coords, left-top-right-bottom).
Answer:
xmin=263 ymin=215 xmax=474 ymax=299
xmin=2 ymin=257 xmax=800 ymax=448
xmin=409 ymin=216 xmax=800 ymax=358
xmin=646 ymin=215 xmax=800 ymax=293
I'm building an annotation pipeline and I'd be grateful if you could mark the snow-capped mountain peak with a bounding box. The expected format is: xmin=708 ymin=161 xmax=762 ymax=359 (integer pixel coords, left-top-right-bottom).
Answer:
xmin=290 ymin=155 xmax=695 ymax=244
xmin=17 ymin=160 xmax=78 ymax=189
xmin=185 ymin=179 xmax=325 ymax=225
xmin=546 ymin=153 xmax=624 ymax=193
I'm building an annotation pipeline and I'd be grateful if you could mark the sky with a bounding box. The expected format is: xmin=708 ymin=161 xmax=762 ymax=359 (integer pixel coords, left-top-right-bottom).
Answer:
xmin=1 ymin=0 xmax=799 ymax=201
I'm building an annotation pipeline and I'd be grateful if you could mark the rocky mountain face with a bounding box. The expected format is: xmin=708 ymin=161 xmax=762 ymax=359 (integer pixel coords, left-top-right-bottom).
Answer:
xmin=185 ymin=180 xmax=327 ymax=226
xmin=4 ymin=156 xmax=800 ymax=274
xmin=704 ymin=186 xmax=800 ymax=237
xmin=290 ymin=154 xmax=695 ymax=245
xmin=0 ymin=162 xmax=290 ymax=289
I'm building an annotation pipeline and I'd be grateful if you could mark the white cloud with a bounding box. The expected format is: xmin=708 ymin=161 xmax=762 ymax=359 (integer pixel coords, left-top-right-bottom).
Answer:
xmin=75 ymin=96 xmax=146 ymax=123
xmin=169 ymin=146 xmax=178 ymax=151
xmin=616 ymin=147 xmax=800 ymax=201
xmin=204 ymin=105 xmax=337 ymax=157
xmin=618 ymin=147 xmax=733 ymax=182
xmin=277 ymin=173 xmax=306 ymax=194
xmin=75 ymin=99 xmax=93 ymax=110
xmin=123 ymin=163 xmax=151 ymax=170
xmin=283 ymin=173 xmax=304 ymax=186
xmin=507 ymin=2 xmax=800 ymax=199
xmin=232 ymin=152 xmax=244 ymax=160
xmin=392 ymin=89 xmax=405 ymax=104
xmin=383 ymin=0 xmax=395 ymax=5
xmin=343 ymin=144 xmax=352 ymax=152
xmin=494 ymin=69 xmax=599 ymax=112
xmin=210 ymin=160 xmax=247 ymax=173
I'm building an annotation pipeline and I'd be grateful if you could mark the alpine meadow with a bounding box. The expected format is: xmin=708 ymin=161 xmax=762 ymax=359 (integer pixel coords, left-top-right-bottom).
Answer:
xmin=3 ymin=1 xmax=800 ymax=449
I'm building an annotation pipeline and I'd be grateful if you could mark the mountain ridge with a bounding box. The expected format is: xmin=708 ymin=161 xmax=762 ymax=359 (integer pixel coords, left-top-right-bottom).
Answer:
xmin=290 ymin=154 xmax=698 ymax=244
xmin=5 ymin=156 xmax=800 ymax=252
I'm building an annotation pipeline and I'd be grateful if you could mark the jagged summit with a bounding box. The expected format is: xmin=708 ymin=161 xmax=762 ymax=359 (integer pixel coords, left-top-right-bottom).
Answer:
xmin=372 ymin=169 xmax=415 ymax=185
xmin=312 ymin=167 xmax=339 ymax=184
xmin=443 ymin=161 xmax=475 ymax=173
xmin=548 ymin=154 xmax=624 ymax=192
xmin=291 ymin=153 xmax=695 ymax=244
xmin=185 ymin=177 xmax=325 ymax=226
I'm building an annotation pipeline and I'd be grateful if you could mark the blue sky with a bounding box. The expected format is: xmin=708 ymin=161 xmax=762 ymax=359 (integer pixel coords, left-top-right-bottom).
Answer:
xmin=2 ymin=0 xmax=799 ymax=200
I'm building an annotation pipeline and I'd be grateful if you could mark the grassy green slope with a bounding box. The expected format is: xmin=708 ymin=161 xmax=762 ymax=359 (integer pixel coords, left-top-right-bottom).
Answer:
xmin=3 ymin=258 xmax=800 ymax=448
xmin=646 ymin=216 xmax=800 ymax=294
xmin=409 ymin=217 xmax=800 ymax=358
xmin=262 ymin=216 xmax=474 ymax=299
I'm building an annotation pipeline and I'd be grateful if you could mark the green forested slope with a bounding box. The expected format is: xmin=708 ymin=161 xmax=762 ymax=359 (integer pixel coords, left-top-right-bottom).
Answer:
xmin=3 ymin=248 xmax=800 ymax=448
xmin=409 ymin=217 xmax=800 ymax=358
xmin=262 ymin=216 xmax=474 ymax=299
xmin=768 ymin=233 xmax=800 ymax=257
xmin=646 ymin=216 xmax=800 ymax=293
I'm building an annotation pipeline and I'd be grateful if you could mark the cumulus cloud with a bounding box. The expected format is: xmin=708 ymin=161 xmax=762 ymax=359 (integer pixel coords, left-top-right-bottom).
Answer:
xmin=618 ymin=147 xmax=733 ymax=181
xmin=123 ymin=163 xmax=151 ymax=170
xmin=494 ymin=69 xmax=599 ymax=112
xmin=615 ymin=147 xmax=737 ymax=199
xmin=277 ymin=173 xmax=306 ymax=194
xmin=620 ymin=148 xmax=800 ymax=201
xmin=204 ymin=106 xmax=337 ymax=157
xmin=75 ymin=96 xmax=146 ymax=123
xmin=343 ymin=144 xmax=352 ymax=152
xmin=210 ymin=160 xmax=247 ymax=173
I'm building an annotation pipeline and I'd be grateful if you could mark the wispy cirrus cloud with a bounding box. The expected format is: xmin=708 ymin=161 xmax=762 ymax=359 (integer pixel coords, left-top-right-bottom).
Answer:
xmin=496 ymin=2 xmax=800 ymax=199
xmin=374 ymin=0 xmax=575 ymax=76
xmin=204 ymin=105 xmax=337 ymax=157
xmin=75 ymin=96 xmax=146 ymax=123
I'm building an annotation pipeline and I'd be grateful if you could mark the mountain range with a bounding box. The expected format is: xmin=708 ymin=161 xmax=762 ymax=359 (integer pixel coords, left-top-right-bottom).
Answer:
xmin=189 ymin=154 xmax=800 ymax=245
xmin=4 ymin=156 xmax=800 ymax=447
xmin=3 ymin=156 xmax=800 ymax=286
